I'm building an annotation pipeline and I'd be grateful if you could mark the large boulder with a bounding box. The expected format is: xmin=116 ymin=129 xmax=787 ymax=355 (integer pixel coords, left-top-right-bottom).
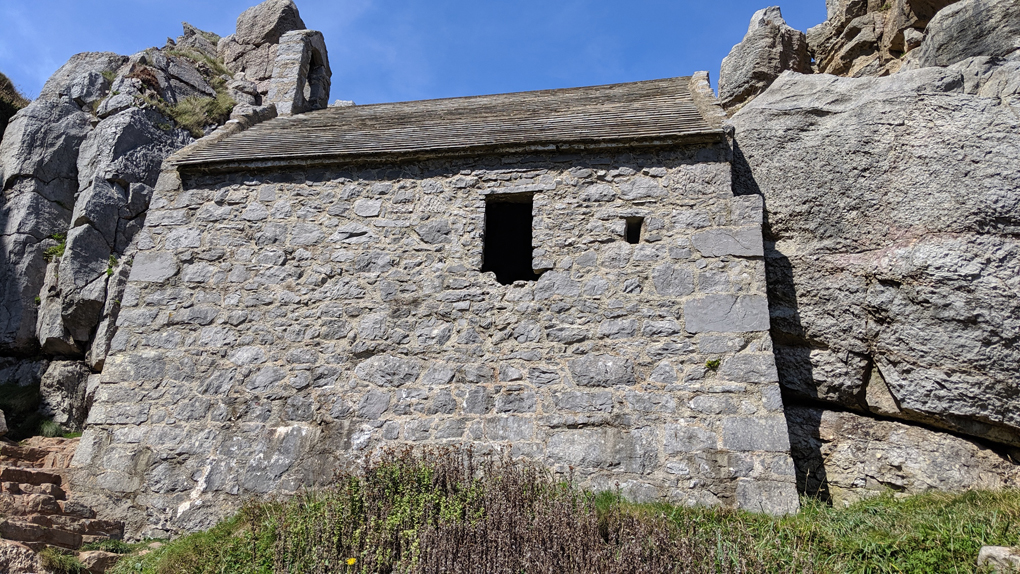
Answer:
xmin=729 ymin=67 xmax=1020 ymax=448
xmin=218 ymin=0 xmax=307 ymax=97
xmin=236 ymin=0 xmax=305 ymax=45
xmin=61 ymin=108 xmax=188 ymax=341
xmin=77 ymin=107 xmax=192 ymax=190
xmin=719 ymin=7 xmax=811 ymax=111
xmin=905 ymin=0 xmax=1020 ymax=68
xmin=788 ymin=406 xmax=1019 ymax=505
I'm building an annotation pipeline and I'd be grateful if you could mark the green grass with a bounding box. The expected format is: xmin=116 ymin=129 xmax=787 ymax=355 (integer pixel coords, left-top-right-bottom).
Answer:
xmin=39 ymin=547 xmax=85 ymax=573
xmin=43 ymin=232 xmax=67 ymax=262
xmin=81 ymin=538 xmax=149 ymax=554
xmin=141 ymin=79 xmax=235 ymax=139
xmin=39 ymin=419 xmax=63 ymax=437
xmin=108 ymin=448 xmax=1020 ymax=574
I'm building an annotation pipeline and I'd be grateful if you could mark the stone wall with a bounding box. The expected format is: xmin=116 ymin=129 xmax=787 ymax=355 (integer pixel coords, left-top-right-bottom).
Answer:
xmin=71 ymin=142 xmax=799 ymax=538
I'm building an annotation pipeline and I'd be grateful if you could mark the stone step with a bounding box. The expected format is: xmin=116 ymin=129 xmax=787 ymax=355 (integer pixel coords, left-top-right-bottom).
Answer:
xmin=0 ymin=438 xmax=78 ymax=470
xmin=0 ymin=443 xmax=50 ymax=469
xmin=59 ymin=499 xmax=97 ymax=519
xmin=0 ymin=492 xmax=63 ymax=516
xmin=47 ymin=515 xmax=124 ymax=539
xmin=0 ymin=467 xmax=62 ymax=487
xmin=0 ymin=518 xmax=83 ymax=550
xmin=13 ymin=513 xmax=124 ymax=538
xmin=1 ymin=480 xmax=66 ymax=499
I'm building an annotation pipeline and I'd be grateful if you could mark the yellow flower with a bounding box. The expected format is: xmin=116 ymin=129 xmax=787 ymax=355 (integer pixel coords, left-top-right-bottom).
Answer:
xmin=346 ymin=558 xmax=357 ymax=566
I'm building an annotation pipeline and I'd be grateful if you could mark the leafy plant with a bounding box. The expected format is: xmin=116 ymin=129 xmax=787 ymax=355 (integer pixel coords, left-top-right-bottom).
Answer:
xmin=705 ymin=359 xmax=721 ymax=370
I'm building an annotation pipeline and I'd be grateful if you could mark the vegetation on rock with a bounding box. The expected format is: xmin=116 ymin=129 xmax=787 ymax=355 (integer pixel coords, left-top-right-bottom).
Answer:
xmin=38 ymin=547 xmax=86 ymax=573
xmin=109 ymin=448 xmax=1020 ymax=574
xmin=0 ymin=71 xmax=29 ymax=143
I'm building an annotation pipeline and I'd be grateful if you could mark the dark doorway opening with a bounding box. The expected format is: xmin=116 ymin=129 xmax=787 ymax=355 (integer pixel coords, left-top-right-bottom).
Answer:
xmin=625 ymin=217 xmax=644 ymax=244
xmin=482 ymin=196 xmax=539 ymax=285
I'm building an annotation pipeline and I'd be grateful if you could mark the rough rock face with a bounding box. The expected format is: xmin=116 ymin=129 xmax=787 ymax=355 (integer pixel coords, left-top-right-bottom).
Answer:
xmin=39 ymin=360 xmax=92 ymax=431
xmin=0 ymin=541 xmax=41 ymax=574
xmin=218 ymin=0 xmax=307 ymax=98
xmin=265 ymin=30 xmax=331 ymax=115
xmin=0 ymin=100 xmax=92 ymax=354
xmin=719 ymin=7 xmax=811 ymax=111
xmin=729 ymin=66 xmax=1020 ymax=453
xmin=788 ymin=406 xmax=1020 ymax=506
xmin=904 ymin=0 xmax=1020 ymax=68
xmin=0 ymin=409 xmax=7 ymax=438
xmin=807 ymin=0 xmax=960 ymax=77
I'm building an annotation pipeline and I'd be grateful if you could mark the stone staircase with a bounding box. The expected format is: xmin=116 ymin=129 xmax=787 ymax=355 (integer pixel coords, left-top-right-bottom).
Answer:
xmin=0 ymin=437 xmax=125 ymax=570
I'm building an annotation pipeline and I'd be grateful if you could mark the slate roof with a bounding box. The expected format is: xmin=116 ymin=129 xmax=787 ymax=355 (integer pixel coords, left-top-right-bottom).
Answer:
xmin=173 ymin=76 xmax=725 ymax=170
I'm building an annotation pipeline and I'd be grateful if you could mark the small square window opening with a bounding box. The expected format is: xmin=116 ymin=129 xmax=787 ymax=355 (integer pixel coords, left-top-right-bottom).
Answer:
xmin=625 ymin=217 xmax=644 ymax=245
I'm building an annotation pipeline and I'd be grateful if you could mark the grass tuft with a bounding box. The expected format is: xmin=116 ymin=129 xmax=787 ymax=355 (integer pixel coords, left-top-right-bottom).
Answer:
xmin=43 ymin=232 xmax=67 ymax=262
xmin=39 ymin=419 xmax=64 ymax=438
xmin=81 ymin=539 xmax=144 ymax=554
xmin=39 ymin=547 xmax=85 ymax=573
xmin=163 ymin=91 xmax=235 ymax=138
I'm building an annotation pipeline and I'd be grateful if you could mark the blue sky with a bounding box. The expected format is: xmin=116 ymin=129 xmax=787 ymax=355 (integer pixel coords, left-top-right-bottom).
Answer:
xmin=0 ymin=0 xmax=826 ymax=104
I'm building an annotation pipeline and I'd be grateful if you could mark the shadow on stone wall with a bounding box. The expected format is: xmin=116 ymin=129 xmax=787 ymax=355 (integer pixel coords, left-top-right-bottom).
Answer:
xmin=731 ymin=139 xmax=831 ymax=502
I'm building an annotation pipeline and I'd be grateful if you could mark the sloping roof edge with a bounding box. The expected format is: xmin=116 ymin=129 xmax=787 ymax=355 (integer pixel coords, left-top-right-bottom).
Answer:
xmin=173 ymin=73 xmax=728 ymax=173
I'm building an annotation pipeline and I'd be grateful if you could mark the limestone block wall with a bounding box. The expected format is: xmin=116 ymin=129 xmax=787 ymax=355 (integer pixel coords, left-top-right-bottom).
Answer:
xmin=71 ymin=142 xmax=799 ymax=538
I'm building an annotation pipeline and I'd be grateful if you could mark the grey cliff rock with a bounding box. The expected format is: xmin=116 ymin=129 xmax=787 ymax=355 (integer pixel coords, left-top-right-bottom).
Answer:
xmin=807 ymin=0 xmax=959 ymax=77
xmin=37 ymin=52 xmax=127 ymax=103
xmin=77 ymin=108 xmax=192 ymax=190
xmin=40 ymin=360 xmax=92 ymax=431
xmin=219 ymin=0 xmax=308 ymax=97
xmin=236 ymin=0 xmax=305 ymax=46
xmin=905 ymin=0 xmax=1020 ymax=68
xmin=729 ymin=67 xmax=1020 ymax=448
xmin=0 ymin=409 xmax=6 ymax=438
xmin=719 ymin=7 xmax=811 ymax=111
xmin=0 ymin=100 xmax=92 ymax=353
